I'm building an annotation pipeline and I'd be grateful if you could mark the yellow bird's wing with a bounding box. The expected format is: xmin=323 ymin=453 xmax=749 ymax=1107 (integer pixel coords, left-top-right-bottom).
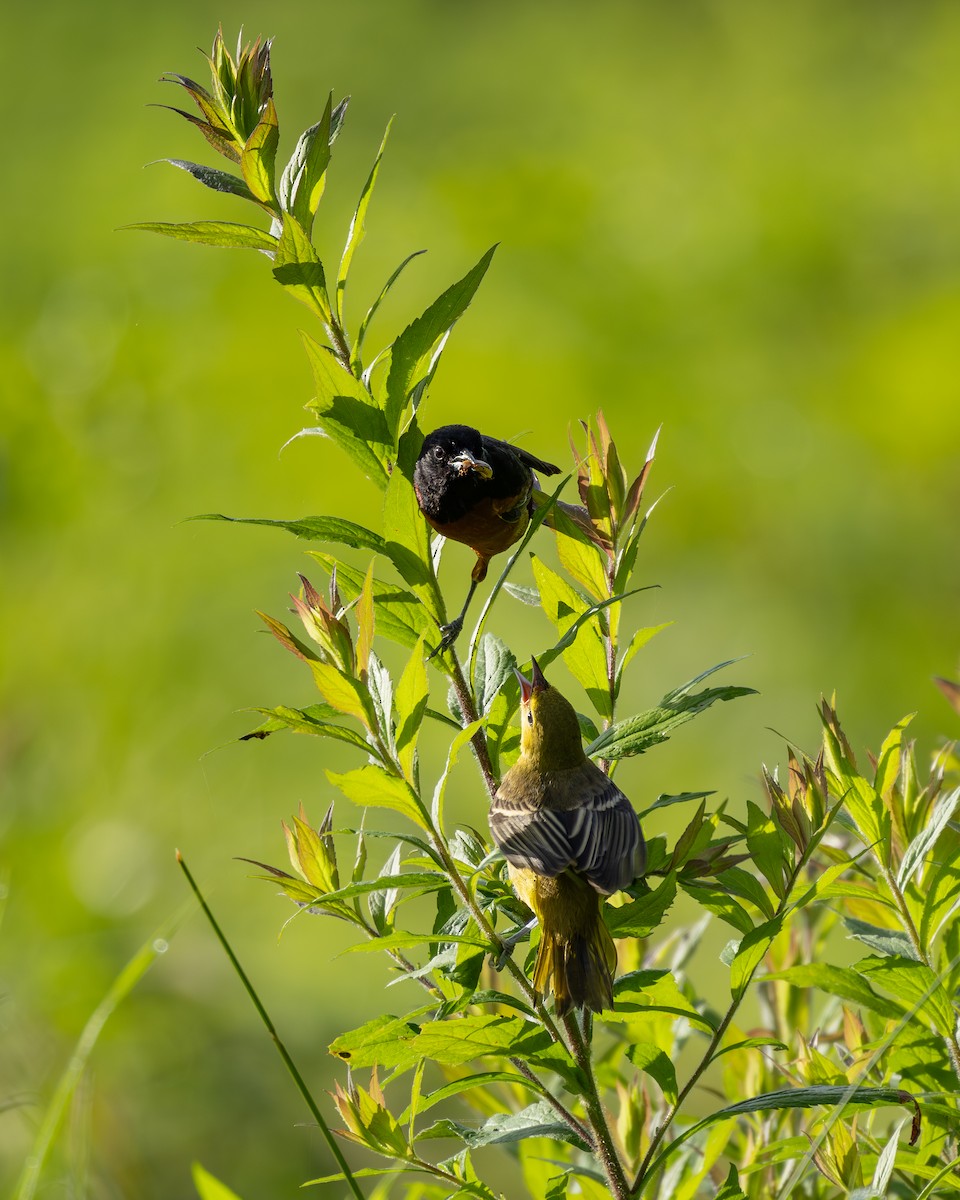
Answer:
xmin=491 ymin=761 xmax=644 ymax=895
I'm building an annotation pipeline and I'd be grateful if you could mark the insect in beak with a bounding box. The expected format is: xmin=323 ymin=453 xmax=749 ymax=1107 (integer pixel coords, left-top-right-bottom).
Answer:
xmin=449 ymin=450 xmax=493 ymax=480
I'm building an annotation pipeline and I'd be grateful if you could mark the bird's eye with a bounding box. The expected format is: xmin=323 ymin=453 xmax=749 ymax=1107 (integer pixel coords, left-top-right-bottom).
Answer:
xmin=433 ymin=445 xmax=445 ymax=460
xmin=526 ymin=711 xmax=533 ymax=725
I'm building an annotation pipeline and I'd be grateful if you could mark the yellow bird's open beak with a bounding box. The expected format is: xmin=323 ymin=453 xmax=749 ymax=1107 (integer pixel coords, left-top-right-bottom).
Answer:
xmin=514 ymin=656 xmax=549 ymax=704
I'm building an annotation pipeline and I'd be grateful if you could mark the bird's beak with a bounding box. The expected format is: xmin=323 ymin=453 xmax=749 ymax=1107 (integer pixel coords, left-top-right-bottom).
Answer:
xmin=514 ymin=656 xmax=549 ymax=704
xmin=449 ymin=450 xmax=493 ymax=480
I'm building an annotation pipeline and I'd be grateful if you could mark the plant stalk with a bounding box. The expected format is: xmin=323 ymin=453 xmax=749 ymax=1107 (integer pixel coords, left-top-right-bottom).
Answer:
xmin=177 ymin=852 xmax=367 ymax=1200
xmin=562 ymin=1013 xmax=630 ymax=1200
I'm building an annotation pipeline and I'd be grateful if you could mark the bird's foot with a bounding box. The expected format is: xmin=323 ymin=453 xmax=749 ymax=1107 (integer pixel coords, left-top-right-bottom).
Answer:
xmin=428 ymin=617 xmax=464 ymax=660
xmin=491 ymin=918 xmax=537 ymax=970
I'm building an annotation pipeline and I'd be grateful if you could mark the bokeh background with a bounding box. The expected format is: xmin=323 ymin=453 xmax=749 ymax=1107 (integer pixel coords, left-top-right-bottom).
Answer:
xmin=3 ymin=1 xmax=959 ymax=1195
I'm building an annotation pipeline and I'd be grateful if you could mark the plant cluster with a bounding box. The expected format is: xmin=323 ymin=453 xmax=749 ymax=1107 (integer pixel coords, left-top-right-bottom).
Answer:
xmin=128 ymin=32 xmax=960 ymax=1200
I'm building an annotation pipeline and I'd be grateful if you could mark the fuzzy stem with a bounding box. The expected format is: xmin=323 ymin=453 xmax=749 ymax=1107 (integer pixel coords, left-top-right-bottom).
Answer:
xmin=562 ymin=1013 xmax=630 ymax=1200
xmin=446 ymin=654 xmax=497 ymax=795
xmin=509 ymin=1056 xmax=595 ymax=1149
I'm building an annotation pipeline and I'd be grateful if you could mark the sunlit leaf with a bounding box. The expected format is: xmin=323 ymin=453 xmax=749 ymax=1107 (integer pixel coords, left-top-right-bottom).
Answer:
xmin=383 ymin=246 xmax=497 ymax=437
xmin=123 ymin=220 xmax=278 ymax=251
xmin=337 ymin=119 xmax=392 ymax=321
xmin=273 ymin=214 xmax=329 ymax=319
xmin=606 ymin=875 xmax=677 ymax=939
xmin=192 ymin=1163 xmax=245 ymax=1200
xmin=240 ymin=97 xmax=279 ymax=203
xmin=586 ymin=661 xmax=756 ymax=760
xmin=898 ymin=785 xmax=960 ymax=889
xmin=764 ymin=963 xmax=903 ymax=1020
xmin=308 ymin=552 xmax=431 ymax=647
xmin=627 ymin=1042 xmax=678 ymax=1104
xmin=301 ymin=331 xmax=392 ymax=486
xmin=191 ymin=512 xmax=387 ymax=551
xmin=328 ymin=765 xmax=429 ymax=830
xmin=395 ymin=634 xmax=430 ymax=782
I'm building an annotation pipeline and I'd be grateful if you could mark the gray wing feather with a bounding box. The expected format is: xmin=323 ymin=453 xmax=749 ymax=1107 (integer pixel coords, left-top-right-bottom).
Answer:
xmin=490 ymin=771 xmax=644 ymax=894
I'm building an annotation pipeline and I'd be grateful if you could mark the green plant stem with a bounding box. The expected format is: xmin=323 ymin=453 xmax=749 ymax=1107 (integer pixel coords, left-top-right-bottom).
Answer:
xmin=509 ymin=1056 xmax=595 ymax=1148
xmin=562 ymin=1013 xmax=630 ymax=1200
xmin=880 ymin=863 xmax=960 ymax=1084
xmin=630 ymin=1001 xmax=739 ymax=1196
xmin=177 ymin=852 xmax=367 ymax=1200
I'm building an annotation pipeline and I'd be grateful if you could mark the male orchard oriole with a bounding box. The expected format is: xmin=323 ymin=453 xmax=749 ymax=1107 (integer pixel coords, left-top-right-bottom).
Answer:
xmin=489 ymin=659 xmax=645 ymax=1015
xmin=413 ymin=425 xmax=561 ymax=652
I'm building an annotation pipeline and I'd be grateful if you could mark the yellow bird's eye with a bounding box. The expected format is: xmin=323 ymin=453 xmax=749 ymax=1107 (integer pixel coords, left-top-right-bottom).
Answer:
xmin=526 ymin=710 xmax=533 ymax=725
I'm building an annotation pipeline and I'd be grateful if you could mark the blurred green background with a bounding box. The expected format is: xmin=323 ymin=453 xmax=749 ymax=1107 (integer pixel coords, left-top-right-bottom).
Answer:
xmin=2 ymin=1 xmax=959 ymax=1195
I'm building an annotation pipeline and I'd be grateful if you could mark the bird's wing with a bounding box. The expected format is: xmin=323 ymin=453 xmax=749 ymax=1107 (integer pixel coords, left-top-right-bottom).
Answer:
xmin=481 ymin=434 xmax=561 ymax=477
xmin=489 ymin=791 xmax=575 ymax=880
xmin=490 ymin=765 xmax=644 ymax=894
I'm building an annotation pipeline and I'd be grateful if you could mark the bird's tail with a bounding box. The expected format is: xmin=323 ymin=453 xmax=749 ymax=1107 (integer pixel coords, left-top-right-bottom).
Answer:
xmin=532 ymin=891 xmax=617 ymax=1017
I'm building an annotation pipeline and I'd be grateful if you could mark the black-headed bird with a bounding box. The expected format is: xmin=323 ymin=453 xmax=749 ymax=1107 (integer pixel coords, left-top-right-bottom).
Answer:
xmin=489 ymin=659 xmax=645 ymax=1015
xmin=413 ymin=425 xmax=561 ymax=652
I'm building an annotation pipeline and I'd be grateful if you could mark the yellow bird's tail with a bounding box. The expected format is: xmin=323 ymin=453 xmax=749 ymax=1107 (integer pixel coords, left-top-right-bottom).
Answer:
xmin=510 ymin=866 xmax=618 ymax=1017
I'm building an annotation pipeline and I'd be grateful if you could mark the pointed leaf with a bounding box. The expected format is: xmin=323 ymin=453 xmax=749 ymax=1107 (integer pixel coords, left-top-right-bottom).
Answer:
xmin=273 ymin=214 xmax=329 ymax=319
xmin=383 ymin=246 xmax=497 ymax=436
xmin=240 ymin=97 xmax=279 ymax=203
xmin=301 ymin=331 xmax=392 ymax=486
xmin=160 ymin=159 xmax=256 ymax=200
xmin=337 ymin=119 xmax=392 ymax=321
xmin=191 ymin=512 xmax=386 ymax=551
xmin=328 ymin=765 xmax=429 ymax=830
xmin=123 ymin=220 xmax=278 ymax=251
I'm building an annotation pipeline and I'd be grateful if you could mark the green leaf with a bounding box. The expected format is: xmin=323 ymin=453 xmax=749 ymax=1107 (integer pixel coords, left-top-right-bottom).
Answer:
xmin=191 ymin=512 xmax=386 ymax=551
xmin=160 ymin=159 xmax=256 ymax=200
xmin=273 ymin=215 xmax=330 ymax=320
xmin=858 ymin=955 xmax=957 ymax=1037
xmin=240 ymin=96 xmax=279 ymax=203
xmin=820 ymin=702 xmax=889 ymax=853
xmin=714 ymin=866 xmax=775 ymax=920
xmin=545 ymin=1174 xmax=570 ymax=1200
xmin=395 ymin=635 xmax=430 ymax=782
xmin=605 ymin=874 xmax=677 ymax=939
xmin=586 ymin=661 xmax=757 ymax=760
xmin=607 ymin=969 xmax=716 ymax=1032
xmin=715 ymin=1164 xmax=747 ymax=1200
xmin=192 ymin=1164 xmax=245 ymax=1200
xmin=330 ymin=1012 xmax=547 ymax=1070
xmin=337 ymin=119 xmax=392 ymax=322
xmin=503 ymin=583 xmax=540 ymax=605
xmin=874 ymin=714 xmax=914 ymax=798
xmin=402 ymin=1071 xmax=546 ymax=1120
xmin=746 ymin=800 xmax=788 ymax=899
xmin=383 ymin=246 xmax=497 ymax=437
xmin=309 ymin=662 xmax=377 ymax=730
xmin=898 ymin=785 xmax=960 ymax=889
xmin=382 ymin=439 xmax=443 ymax=621
xmin=763 ymin=964 xmax=903 ymax=1020
xmin=626 ymin=1042 xmax=678 ymax=1104
xmin=279 ymin=94 xmax=348 ymax=232
xmin=417 ymin=1101 xmax=587 ymax=1151
xmin=730 ymin=916 xmax=783 ymax=999
xmin=713 ymin=1036 xmax=787 ymax=1060
xmin=328 ymin=765 xmax=429 ymax=830
xmin=355 ymin=250 xmax=428 ymax=368
xmin=645 ymin=1085 xmax=920 ymax=1181
xmin=844 ymin=918 xmax=918 ymax=960
xmin=307 ymin=552 xmax=432 ymax=648
xmin=432 ymin=719 xmax=486 ymax=832
xmin=241 ymin=704 xmax=371 ymax=751
xmin=300 ymin=331 xmax=392 ymax=487
xmin=681 ymin=881 xmax=754 ymax=935
xmin=473 ymin=634 xmax=516 ymax=716
xmin=615 ymin=623 xmax=672 ymax=696
xmin=531 ymin=556 xmax=610 ymax=718
xmin=328 ymin=1010 xmax=432 ymax=1070
xmin=122 ymin=220 xmax=278 ymax=251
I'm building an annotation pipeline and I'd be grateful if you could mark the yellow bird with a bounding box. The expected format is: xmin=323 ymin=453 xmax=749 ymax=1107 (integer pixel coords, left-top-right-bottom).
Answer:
xmin=489 ymin=658 xmax=645 ymax=1015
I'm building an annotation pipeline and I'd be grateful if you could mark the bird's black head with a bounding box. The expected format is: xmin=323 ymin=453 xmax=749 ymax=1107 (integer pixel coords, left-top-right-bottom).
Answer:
xmin=414 ymin=425 xmax=495 ymax=520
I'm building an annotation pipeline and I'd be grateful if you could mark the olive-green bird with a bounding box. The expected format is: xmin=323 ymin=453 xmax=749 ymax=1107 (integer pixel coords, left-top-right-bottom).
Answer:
xmin=489 ymin=658 xmax=645 ymax=1015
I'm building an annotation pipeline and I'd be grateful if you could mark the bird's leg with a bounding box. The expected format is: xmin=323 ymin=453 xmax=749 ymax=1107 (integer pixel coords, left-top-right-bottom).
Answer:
xmin=428 ymin=555 xmax=488 ymax=658
xmin=491 ymin=916 xmax=538 ymax=970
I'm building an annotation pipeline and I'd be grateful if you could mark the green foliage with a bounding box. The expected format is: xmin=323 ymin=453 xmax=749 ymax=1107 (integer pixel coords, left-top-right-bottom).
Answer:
xmin=108 ymin=27 xmax=960 ymax=1200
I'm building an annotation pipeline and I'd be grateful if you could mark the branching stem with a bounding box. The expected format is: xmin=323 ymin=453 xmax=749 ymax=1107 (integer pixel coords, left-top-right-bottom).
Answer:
xmin=562 ymin=1013 xmax=630 ymax=1200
